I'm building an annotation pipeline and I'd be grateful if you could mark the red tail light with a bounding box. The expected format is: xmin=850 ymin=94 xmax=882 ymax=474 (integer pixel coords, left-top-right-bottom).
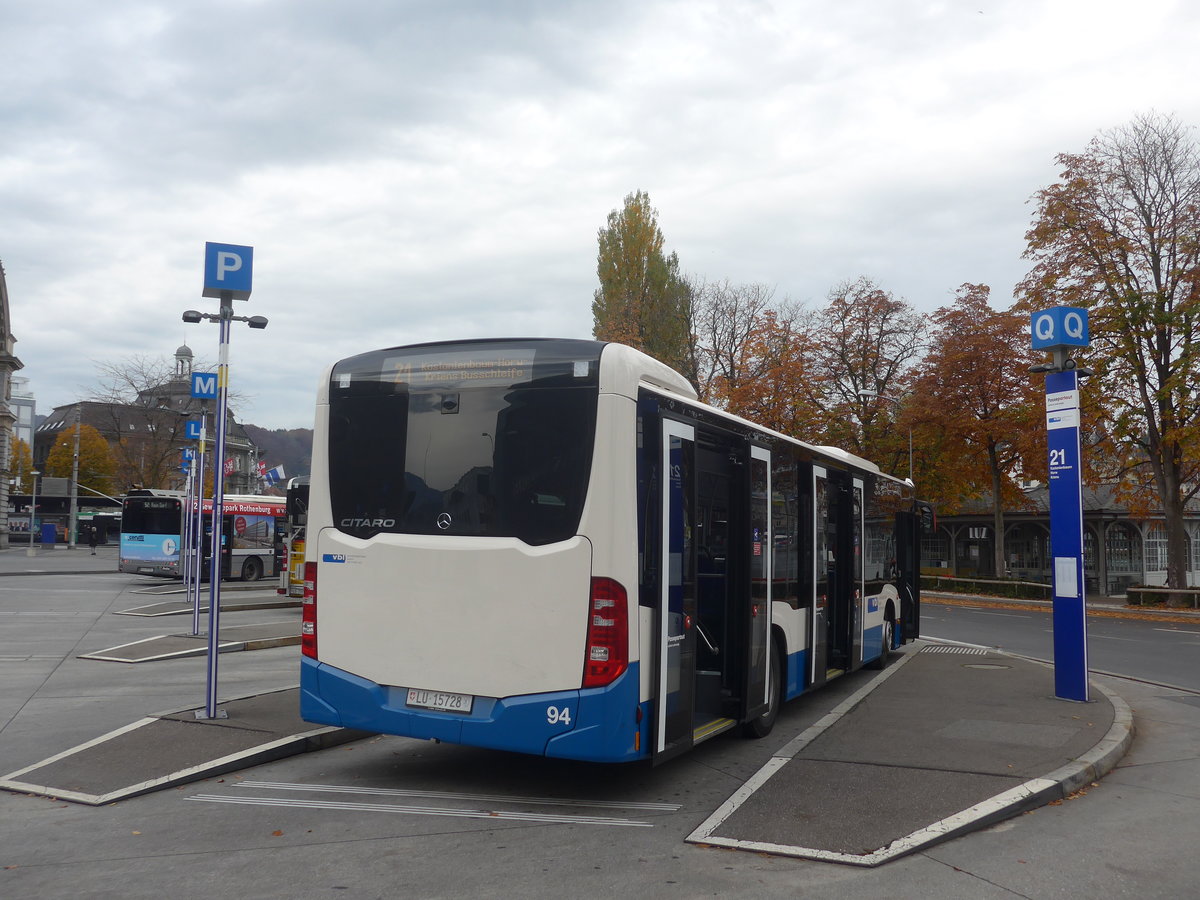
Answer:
xmin=301 ymin=561 xmax=317 ymax=659
xmin=583 ymin=577 xmax=628 ymax=688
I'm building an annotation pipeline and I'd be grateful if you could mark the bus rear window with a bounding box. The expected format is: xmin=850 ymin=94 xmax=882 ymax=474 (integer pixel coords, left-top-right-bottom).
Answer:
xmin=327 ymin=340 xmax=601 ymax=545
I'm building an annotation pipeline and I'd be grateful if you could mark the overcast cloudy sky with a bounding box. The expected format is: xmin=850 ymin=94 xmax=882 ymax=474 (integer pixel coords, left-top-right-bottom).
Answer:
xmin=3 ymin=0 xmax=1198 ymax=432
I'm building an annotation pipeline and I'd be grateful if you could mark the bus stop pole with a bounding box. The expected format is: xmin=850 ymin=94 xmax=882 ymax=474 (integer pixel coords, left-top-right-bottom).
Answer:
xmin=199 ymin=298 xmax=232 ymax=720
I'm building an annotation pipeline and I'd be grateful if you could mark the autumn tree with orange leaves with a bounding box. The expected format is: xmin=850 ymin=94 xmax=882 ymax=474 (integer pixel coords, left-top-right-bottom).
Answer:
xmin=720 ymin=306 xmax=826 ymax=438
xmin=1020 ymin=112 xmax=1200 ymax=601
xmin=911 ymin=284 xmax=1044 ymax=576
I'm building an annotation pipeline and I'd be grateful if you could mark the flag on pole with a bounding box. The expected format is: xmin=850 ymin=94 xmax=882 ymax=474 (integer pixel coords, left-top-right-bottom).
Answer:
xmin=264 ymin=465 xmax=286 ymax=486
xmin=257 ymin=461 xmax=267 ymax=477
xmin=223 ymin=458 xmax=235 ymax=476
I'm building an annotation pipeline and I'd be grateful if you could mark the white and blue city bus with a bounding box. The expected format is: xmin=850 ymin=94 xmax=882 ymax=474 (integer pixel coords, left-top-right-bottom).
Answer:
xmin=120 ymin=489 xmax=287 ymax=582
xmin=300 ymin=339 xmax=922 ymax=764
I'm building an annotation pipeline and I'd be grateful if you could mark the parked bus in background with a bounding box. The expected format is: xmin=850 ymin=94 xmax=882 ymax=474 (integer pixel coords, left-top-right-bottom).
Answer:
xmin=279 ymin=476 xmax=310 ymax=597
xmin=300 ymin=339 xmax=923 ymax=764
xmin=119 ymin=489 xmax=287 ymax=582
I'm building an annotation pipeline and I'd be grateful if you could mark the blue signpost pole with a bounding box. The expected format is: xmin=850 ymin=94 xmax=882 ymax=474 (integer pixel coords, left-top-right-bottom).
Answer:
xmin=1032 ymin=306 xmax=1091 ymax=703
xmin=191 ymin=415 xmax=206 ymax=638
xmin=1045 ymin=369 xmax=1089 ymax=701
xmin=181 ymin=455 xmax=193 ymax=610
xmin=203 ymin=304 xmax=232 ymax=719
xmin=188 ymin=241 xmax=258 ymax=721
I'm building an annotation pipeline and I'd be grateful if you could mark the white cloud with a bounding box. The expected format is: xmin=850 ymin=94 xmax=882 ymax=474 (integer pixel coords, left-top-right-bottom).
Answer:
xmin=3 ymin=0 xmax=1199 ymax=431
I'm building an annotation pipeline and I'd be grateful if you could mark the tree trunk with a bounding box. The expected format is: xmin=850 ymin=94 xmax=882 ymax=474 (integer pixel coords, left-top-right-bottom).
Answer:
xmin=1156 ymin=439 xmax=1189 ymax=607
xmin=990 ymin=448 xmax=1006 ymax=579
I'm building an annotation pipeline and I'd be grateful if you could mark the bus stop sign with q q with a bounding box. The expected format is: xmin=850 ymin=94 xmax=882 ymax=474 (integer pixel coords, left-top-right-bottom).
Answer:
xmin=203 ymin=242 xmax=253 ymax=301
xmin=1031 ymin=306 xmax=1088 ymax=351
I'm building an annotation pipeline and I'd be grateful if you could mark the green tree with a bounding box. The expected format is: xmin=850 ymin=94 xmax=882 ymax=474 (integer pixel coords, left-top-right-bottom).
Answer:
xmin=45 ymin=424 xmax=116 ymax=496
xmin=1019 ymin=112 xmax=1200 ymax=601
xmin=592 ymin=190 xmax=694 ymax=381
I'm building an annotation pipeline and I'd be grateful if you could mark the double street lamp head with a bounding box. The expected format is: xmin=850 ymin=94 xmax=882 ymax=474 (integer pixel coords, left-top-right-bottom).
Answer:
xmin=182 ymin=309 xmax=269 ymax=330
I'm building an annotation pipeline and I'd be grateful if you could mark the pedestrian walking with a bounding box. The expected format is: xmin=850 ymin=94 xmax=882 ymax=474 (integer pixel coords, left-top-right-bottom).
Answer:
xmin=88 ymin=525 xmax=98 ymax=555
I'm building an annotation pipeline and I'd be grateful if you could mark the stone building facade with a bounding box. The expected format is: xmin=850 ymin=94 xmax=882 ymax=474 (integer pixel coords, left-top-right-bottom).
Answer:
xmin=0 ymin=262 xmax=24 ymax=548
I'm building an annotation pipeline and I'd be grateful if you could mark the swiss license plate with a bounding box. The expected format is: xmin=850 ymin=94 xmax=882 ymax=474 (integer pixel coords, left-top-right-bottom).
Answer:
xmin=406 ymin=688 xmax=473 ymax=714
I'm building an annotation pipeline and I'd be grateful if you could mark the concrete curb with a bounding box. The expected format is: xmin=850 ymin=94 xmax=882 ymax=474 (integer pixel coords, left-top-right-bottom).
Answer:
xmin=0 ymin=686 xmax=367 ymax=806
xmin=1042 ymin=678 xmax=1135 ymax=796
xmin=687 ymin=644 xmax=1135 ymax=867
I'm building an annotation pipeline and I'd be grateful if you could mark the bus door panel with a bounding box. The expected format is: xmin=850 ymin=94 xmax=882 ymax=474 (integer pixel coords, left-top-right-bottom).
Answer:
xmin=695 ymin=448 xmax=730 ymax=702
xmin=742 ymin=446 xmax=772 ymax=721
xmin=653 ymin=419 xmax=697 ymax=765
xmin=220 ymin=517 xmax=234 ymax=579
xmin=895 ymin=508 xmax=923 ymax=641
xmin=824 ymin=470 xmax=853 ymax=673
xmin=849 ymin=478 xmax=865 ymax=668
xmin=810 ymin=466 xmax=831 ymax=687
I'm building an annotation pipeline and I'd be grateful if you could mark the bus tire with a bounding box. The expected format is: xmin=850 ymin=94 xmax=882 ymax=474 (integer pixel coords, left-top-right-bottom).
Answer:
xmin=241 ymin=556 xmax=263 ymax=582
xmin=868 ymin=619 xmax=893 ymax=670
xmin=743 ymin=637 xmax=782 ymax=739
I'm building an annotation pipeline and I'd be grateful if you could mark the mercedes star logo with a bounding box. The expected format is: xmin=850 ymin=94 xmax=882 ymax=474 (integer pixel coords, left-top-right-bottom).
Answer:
xmin=436 ymin=513 xmax=453 ymax=531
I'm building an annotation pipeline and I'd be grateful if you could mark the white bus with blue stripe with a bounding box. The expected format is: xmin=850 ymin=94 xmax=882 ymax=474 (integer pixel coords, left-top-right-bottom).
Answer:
xmin=300 ymin=338 xmax=921 ymax=764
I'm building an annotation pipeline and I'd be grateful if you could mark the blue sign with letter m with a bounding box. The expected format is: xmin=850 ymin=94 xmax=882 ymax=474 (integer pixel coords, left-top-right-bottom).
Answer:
xmin=191 ymin=372 xmax=218 ymax=400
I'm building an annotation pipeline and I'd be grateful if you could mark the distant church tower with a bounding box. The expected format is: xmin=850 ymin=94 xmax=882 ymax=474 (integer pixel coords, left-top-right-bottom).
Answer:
xmin=0 ymin=261 xmax=25 ymax=549
xmin=174 ymin=343 xmax=193 ymax=381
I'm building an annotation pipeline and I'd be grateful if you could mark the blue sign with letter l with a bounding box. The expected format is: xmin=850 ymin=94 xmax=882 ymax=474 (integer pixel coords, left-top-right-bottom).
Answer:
xmin=203 ymin=242 xmax=254 ymax=300
xmin=185 ymin=419 xmax=203 ymax=439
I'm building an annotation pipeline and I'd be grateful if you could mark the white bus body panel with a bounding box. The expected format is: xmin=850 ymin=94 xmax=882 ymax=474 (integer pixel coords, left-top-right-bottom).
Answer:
xmin=315 ymin=530 xmax=593 ymax=699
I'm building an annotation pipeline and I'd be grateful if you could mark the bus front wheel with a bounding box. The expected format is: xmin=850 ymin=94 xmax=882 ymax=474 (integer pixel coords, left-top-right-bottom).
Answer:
xmin=241 ymin=557 xmax=263 ymax=582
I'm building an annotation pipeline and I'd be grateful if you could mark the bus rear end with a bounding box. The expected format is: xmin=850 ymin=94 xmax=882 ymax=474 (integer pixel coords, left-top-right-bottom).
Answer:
xmin=300 ymin=339 xmax=642 ymax=762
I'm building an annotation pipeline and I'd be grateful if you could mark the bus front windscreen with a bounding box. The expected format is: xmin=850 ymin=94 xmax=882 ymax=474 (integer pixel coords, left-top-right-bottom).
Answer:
xmin=122 ymin=498 xmax=181 ymax=536
xmin=327 ymin=340 xmax=602 ymax=545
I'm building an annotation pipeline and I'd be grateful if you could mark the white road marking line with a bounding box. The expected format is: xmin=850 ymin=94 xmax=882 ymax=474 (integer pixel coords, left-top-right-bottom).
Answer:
xmin=235 ymin=780 xmax=681 ymax=811
xmin=187 ymin=794 xmax=654 ymax=827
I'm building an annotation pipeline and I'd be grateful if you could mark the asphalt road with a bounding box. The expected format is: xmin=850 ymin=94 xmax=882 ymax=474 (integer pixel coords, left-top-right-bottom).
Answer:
xmin=922 ymin=599 xmax=1200 ymax=691
xmin=4 ymin=561 xmax=1200 ymax=898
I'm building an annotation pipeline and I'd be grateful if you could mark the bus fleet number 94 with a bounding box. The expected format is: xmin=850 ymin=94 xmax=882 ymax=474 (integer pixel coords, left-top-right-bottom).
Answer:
xmin=546 ymin=705 xmax=572 ymax=725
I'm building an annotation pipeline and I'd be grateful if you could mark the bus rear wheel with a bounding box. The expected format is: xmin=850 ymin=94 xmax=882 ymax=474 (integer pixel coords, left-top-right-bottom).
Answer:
xmin=868 ymin=619 xmax=894 ymax=670
xmin=241 ymin=557 xmax=263 ymax=582
xmin=743 ymin=638 xmax=781 ymax=739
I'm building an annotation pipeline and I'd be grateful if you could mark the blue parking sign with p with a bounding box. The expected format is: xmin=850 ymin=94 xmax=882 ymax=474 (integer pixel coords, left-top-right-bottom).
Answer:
xmin=191 ymin=372 xmax=218 ymax=400
xmin=203 ymin=242 xmax=253 ymax=300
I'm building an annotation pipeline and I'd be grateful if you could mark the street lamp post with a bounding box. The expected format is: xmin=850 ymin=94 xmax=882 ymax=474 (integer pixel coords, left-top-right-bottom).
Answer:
xmin=26 ymin=469 xmax=40 ymax=557
xmin=858 ymin=390 xmax=913 ymax=483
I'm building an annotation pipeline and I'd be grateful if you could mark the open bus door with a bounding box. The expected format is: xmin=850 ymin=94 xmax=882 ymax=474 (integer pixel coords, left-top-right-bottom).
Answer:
xmin=653 ymin=419 xmax=697 ymax=765
xmin=894 ymin=502 xmax=931 ymax=642
xmin=741 ymin=446 xmax=772 ymax=723
xmin=651 ymin=419 xmax=773 ymax=765
xmin=809 ymin=466 xmax=860 ymax=686
xmin=200 ymin=515 xmax=234 ymax=581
